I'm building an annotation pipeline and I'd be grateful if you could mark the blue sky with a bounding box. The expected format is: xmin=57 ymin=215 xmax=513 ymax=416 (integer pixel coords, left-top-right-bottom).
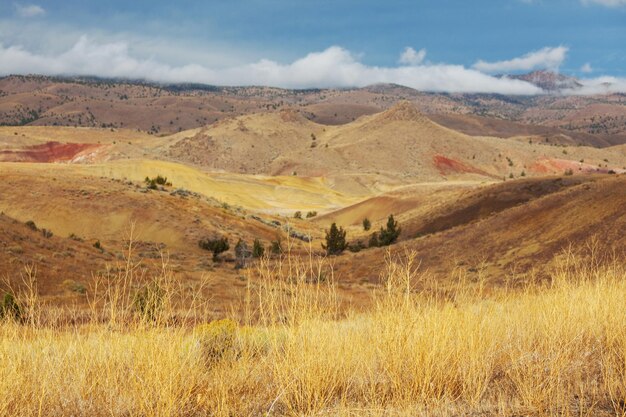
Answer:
xmin=0 ymin=0 xmax=624 ymax=93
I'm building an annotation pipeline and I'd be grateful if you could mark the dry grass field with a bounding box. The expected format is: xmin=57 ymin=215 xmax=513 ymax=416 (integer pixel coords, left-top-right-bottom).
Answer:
xmin=1 ymin=246 xmax=626 ymax=416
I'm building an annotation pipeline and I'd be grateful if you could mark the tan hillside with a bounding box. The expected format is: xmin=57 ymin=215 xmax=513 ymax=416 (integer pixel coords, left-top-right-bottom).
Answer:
xmin=164 ymin=101 xmax=626 ymax=186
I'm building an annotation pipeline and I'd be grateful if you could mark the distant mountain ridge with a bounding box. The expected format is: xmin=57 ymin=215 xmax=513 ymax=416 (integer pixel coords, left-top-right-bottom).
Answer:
xmin=1 ymin=73 xmax=625 ymax=147
xmin=504 ymin=70 xmax=583 ymax=92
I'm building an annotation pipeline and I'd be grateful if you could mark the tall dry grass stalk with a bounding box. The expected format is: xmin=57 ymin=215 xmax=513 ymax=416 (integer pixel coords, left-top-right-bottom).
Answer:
xmin=1 ymin=242 xmax=626 ymax=416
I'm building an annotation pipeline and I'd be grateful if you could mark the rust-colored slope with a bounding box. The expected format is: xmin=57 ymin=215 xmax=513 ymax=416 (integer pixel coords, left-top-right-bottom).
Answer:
xmin=335 ymin=174 xmax=626 ymax=286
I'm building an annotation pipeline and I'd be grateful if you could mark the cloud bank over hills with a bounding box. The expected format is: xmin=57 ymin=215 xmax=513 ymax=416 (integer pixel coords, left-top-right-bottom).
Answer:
xmin=0 ymin=36 xmax=623 ymax=95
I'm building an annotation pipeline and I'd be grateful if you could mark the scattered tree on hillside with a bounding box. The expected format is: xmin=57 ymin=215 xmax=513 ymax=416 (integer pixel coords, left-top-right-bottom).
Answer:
xmin=294 ymin=211 xmax=302 ymax=219
xmin=235 ymin=239 xmax=252 ymax=269
xmin=270 ymin=238 xmax=283 ymax=255
xmin=306 ymin=211 xmax=318 ymax=218
xmin=144 ymin=175 xmax=172 ymax=189
xmin=199 ymin=236 xmax=230 ymax=261
xmin=362 ymin=218 xmax=371 ymax=231
xmin=378 ymin=215 xmax=401 ymax=246
xmin=322 ymin=223 xmax=348 ymax=255
xmin=252 ymin=238 xmax=265 ymax=258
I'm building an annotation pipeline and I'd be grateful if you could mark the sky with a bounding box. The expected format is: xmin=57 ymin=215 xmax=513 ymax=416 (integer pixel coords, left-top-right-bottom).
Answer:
xmin=0 ymin=0 xmax=624 ymax=94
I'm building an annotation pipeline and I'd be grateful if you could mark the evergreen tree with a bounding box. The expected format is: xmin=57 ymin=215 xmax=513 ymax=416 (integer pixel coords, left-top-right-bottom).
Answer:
xmin=322 ymin=223 xmax=348 ymax=255
xmin=198 ymin=236 xmax=230 ymax=261
xmin=378 ymin=214 xmax=401 ymax=246
xmin=252 ymin=238 xmax=265 ymax=258
xmin=362 ymin=218 xmax=371 ymax=231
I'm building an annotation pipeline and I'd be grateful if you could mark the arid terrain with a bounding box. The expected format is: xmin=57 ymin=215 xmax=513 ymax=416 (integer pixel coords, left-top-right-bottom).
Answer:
xmin=2 ymin=75 xmax=626 ymax=415
xmin=2 ymin=76 xmax=626 ymax=309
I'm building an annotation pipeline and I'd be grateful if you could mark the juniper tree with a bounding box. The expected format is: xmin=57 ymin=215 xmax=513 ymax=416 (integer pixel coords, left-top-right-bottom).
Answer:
xmin=322 ymin=223 xmax=348 ymax=255
xmin=378 ymin=214 xmax=401 ymax=246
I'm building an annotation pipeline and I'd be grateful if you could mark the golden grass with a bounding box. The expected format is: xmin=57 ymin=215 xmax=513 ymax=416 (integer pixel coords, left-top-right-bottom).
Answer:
xmin=1 ymin=246 xmax=626 ymax=416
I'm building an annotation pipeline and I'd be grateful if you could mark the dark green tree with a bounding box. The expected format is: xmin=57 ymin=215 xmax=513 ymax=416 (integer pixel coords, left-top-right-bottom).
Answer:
xmin=378 ymin=214 xmax=401 ymax=246
xmin=322 ymin=223 xmax=348 ymax=255
xmin=270 ymin=238 xmax=283 ymax=255
xmin=252 ymin=238 xmax=265 ymax=258
xmin=362 ymin=218 xmax=371 ymax=231
xmin=199 ymin=236 xmax=230 ymax=261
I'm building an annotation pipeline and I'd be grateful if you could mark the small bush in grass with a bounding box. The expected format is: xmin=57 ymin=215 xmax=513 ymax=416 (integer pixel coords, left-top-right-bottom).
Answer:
xmin=68 ymin=233 xmax=83 ymax=242
xmin=144 ymin=175 xmax=171 ymax=189
xmin=348 ymin=241 xmax=365 ymax=253
xmin=133 ymin=283 xmax=165 ymax=322
xmin=62 ymin=279 xmax=87 ymax=294
xmin=305 ymin=211 xmax=317 ymax=218
xmin=93 ymin=240 xmax=103 ymax=251
xmin=294 ymin=211 xmax=302 ymax=219
xmin=25 ymin=220 xmax=37 ymax=231
xmin=270 ymin=238 xmax=283 ymax=255
xmin=369 ymin=232 xmax=379 ymax=248
xmin=41 ymin=228 xmax=53 ymax=238
xmin=362 ymin=218 xmax=371 ymax=231
xmin=564 ymin=168 xmax=574 ymax=176
xmin=195 ymin=319 xmax=238 ymax=364
xmin=0 ymin=293 xmax=21 ymax=321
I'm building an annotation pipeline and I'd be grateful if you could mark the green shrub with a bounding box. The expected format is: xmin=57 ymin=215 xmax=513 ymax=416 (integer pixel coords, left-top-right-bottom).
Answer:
xmin=270 ymin=238 xmax=283 ymax=255
xmin=25 ymin=220 xmax=37 ymax=231
xmin=348 ymin=241 xmax=365 ymax=253
xmin=305 ymin=211 xmax=317 ymax=218
xmin=199 ymin=236 xmax=229 ymax=261
xmin=362 ymin=218 xmax=371 ymax=231
xmin=0 ymin=293 xmax=22 ymax=321
xmin=294 ymin=211 xmax=302 ymax=219
xmin=368 ymin=232 xmax=379 ymax=248
xmin=133 ymin=283 xmax=164 ymax=322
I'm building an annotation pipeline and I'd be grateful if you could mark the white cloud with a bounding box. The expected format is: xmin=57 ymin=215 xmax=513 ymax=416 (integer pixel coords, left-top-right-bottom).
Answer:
xmin=562 ymin=76 xmax=626 ymax=95
xmin=2 ymin=37 xmax=624 ymax=95
xmin=581 ymin=0 xmax=626 ymax=7
xmin=14 ymin=4 xmax=45 ymax=18
xmin=473 ymin=46 xmax=568 ymax=73
xmin=0 ymin=37 xmax=545 ymax=94
xmin=581 ymin=63 xmax=593 ymax=73
xmin=399 ymin=47 xmax=426 ymax=66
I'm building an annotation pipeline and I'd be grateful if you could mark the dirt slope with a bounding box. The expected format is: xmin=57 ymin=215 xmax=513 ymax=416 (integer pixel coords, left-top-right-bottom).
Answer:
xmin=335 ymin=174 xmax=626 ymax=286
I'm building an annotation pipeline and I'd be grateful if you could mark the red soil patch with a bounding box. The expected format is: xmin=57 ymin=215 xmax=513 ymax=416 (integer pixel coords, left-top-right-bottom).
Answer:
xmin=530 ymin=157 xmax=624 ymax=175
xmin=0 ymin=141 xmax=100 ymax=163
xmin=433 ymin=155 xmax=496 ymax=178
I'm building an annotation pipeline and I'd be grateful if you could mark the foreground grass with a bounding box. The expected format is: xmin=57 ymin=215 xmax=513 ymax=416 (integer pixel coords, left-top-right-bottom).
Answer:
xmin=1 ymin=250 xmax=626 ymax=416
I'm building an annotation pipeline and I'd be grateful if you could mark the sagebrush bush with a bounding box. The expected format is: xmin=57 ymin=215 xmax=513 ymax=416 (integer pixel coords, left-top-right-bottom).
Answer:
xmin=195 ymin=319 xmax=238 ymax=364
